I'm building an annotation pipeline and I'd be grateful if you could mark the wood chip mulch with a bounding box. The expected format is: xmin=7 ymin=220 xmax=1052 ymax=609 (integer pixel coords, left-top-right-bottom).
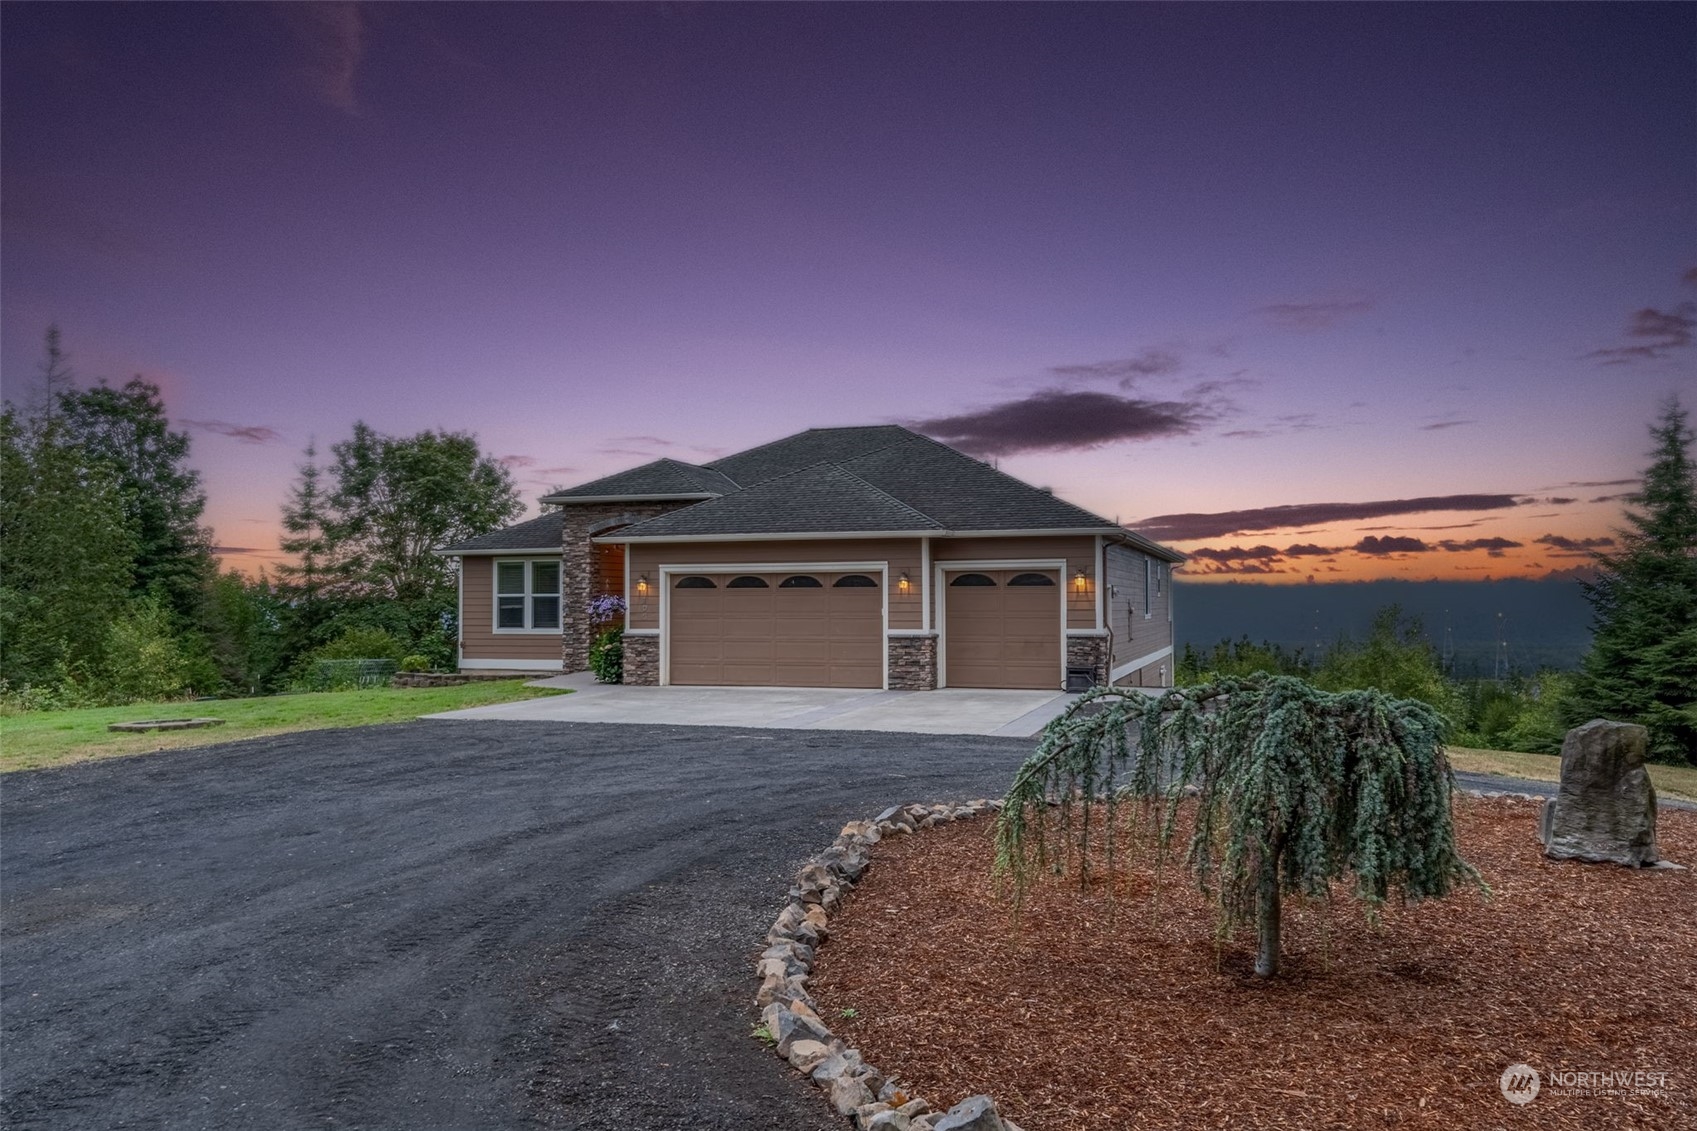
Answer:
xmin=807 ymin=797 xmax=1696 ymax=1130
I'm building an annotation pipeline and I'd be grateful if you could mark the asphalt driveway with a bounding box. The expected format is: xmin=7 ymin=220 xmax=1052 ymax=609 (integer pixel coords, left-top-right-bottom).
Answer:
xmin=1 ymin=721 xmax=1033 ymax=1130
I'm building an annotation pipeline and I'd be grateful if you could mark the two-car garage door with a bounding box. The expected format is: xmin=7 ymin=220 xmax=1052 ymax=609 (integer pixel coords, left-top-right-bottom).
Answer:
xmin=669 ymin=571 xmax=882 ymax=687
xmin=666 ymin=565 xmax=1065 ymax=690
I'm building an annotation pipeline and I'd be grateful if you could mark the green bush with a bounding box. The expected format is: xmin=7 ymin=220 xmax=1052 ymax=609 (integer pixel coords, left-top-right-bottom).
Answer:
xmin=589 ymin=627 xmax=623 ymax=684
xmin=1313 ymin=605 xmax=1461 ymax=721
xmin=104 ymin=598 xmax=193 ymax=704
xmin=398 ymin=654 xmax=432 ymax=673
xmin=314 ymin=626 xmax=406 ymax=663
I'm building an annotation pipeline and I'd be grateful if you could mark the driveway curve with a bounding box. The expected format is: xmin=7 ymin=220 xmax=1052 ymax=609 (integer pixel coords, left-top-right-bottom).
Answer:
xmin=1 ymin=721 xmax=1031 ymax=1130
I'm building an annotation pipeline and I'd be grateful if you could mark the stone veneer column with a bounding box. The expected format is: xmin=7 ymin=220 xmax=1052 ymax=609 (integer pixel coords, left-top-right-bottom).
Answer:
xmin=558 ymin=501 xmax=693 ymax=673
xmin=887 ymin=635 xmax=937 ymax=690
xmin=1065 ymin=635 xmax=1110 ymax=688
xmin=622 ymin=634 xmax=660 ymax=686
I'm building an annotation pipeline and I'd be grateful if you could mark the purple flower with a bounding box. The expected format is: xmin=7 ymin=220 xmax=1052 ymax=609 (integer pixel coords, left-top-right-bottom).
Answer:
xmin=588 ymin=594 xmax=627 ymax=623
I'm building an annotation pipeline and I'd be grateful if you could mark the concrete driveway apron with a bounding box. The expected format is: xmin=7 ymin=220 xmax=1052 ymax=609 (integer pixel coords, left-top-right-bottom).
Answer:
xmin=425 ymin=672 xmax=1087 ymax=736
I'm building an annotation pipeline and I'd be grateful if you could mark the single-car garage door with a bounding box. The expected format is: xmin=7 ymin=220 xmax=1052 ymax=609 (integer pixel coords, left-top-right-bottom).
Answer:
xmin=944 ymin=569 xmax=1062 ymax=689
xmin=668 ymin=571 xmax=882 ymax=687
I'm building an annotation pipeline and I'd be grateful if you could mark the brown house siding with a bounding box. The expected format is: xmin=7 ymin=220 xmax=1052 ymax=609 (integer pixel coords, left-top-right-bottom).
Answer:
xmin=458 ymin=555 xmax=567 ymax=665
xmin=1105 ymin=541 xmax=1174 ymax=686
xmin=625 ymin=538 xmax=925 ymax=632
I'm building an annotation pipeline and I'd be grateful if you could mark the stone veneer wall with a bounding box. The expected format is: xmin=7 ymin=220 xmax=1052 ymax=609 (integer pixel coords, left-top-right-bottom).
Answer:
xmin=560 ymin=502 xmax=693 ymax=672
xmin=887 ymin=636 xmax=937 ymax=690
xmin=622 ymin=634 xmax=660 ymax=686
xmin=1066 ymin=635 xmax=1110 ymax=688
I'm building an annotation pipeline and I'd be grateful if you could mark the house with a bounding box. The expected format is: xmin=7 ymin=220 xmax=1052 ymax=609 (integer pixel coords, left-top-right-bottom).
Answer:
xmin=437 ymin=425 xmax=1183 ymax=690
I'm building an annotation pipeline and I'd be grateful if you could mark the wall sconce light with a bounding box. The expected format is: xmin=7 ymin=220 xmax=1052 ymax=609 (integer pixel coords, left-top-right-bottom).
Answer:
xmin=1073 ymin=569 xmax=1090 ymax=592
xmin=898 ymin=572 xmax=911 ymax=594
xmin=636 ymin=574 xmax=650 ymax=596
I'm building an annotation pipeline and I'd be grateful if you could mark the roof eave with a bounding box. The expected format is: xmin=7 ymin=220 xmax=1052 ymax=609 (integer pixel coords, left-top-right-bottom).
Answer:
xmin=538 ymin=492 xmax=719 ymax=506
xmin=597 ymin=525 xmax=1117 ymax=543
xmin=1109 ymin=529 xmax=1188 ymax=563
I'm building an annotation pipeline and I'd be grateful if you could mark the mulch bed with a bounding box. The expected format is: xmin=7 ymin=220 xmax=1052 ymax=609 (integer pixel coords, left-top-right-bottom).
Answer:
xmin=808 ymin=797 xmax=1696 ymax=1130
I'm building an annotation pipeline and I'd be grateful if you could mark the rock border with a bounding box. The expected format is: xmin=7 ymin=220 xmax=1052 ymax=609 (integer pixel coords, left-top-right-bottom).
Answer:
xmin=759 ymin=787 xmax=1569 ymax=1131
xmin=757 ymin=799 xmax=1025 ymax=1131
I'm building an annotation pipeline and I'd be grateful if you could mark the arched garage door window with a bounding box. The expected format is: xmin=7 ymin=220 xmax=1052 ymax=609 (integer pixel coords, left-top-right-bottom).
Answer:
xmin=726 ymin=576 xmax=769 ymax=588
xmin=834 ymin=574 xmax=878 ymax=587
xmin=675 ymin=576 xmax=716 ymax=589
xmin=778 ymin=575 xmax=822 ymax=588
xmin=1008 ymin=572 xmax=1056 ymax=586
xmin=950 ymin=573 xmax=997 ymax=586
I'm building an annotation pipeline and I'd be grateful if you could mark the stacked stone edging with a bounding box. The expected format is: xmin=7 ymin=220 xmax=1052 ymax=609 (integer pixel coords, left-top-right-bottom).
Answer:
xmin=761 ymin=785 xmax=1585 ymax=1130
xmin=396 ymin=671 xmax=541 ymax=688
xmin=758 ymin=799 xmax=1025 ymax=1131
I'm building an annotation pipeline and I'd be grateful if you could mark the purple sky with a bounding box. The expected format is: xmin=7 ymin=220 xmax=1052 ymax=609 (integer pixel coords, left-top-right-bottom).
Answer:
xmin=4 ymin=3 xmax=1692 ymax=583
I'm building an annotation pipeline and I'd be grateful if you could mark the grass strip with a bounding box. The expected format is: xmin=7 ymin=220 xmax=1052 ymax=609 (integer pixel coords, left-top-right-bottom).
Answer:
xmin=0 ymin=680 xmax=567 ymax=772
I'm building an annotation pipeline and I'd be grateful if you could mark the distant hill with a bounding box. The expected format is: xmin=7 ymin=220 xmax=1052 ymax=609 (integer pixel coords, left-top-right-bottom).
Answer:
xmin=1175 ymin=578 xmax=1594 ymax=675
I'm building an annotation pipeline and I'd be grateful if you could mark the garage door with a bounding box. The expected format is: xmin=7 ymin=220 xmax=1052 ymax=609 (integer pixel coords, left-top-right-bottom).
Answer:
xmin=944 ymin=569 xmax=1062 ymax=689
xmin=668 ymin=571 xmax=882 ymax=687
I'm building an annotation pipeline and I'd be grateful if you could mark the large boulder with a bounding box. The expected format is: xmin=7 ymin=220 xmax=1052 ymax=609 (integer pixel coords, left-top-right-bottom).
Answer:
xmin=1539 ymin=719 xmax=1659 ymax=866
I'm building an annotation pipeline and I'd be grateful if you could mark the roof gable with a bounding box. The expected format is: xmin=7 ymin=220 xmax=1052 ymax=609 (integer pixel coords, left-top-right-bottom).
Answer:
xmin=613 ymin=461 xmax=943 ymax=539
xmin=544 ymin=457 xmax=738 ymax=502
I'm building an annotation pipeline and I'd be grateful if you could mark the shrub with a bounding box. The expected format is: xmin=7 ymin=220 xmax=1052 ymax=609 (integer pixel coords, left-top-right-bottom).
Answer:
xmin=589 ymin=627 xmax=623 ymax=684
xmin=104 ymin=598 xmax=193 ymax=703
xmin=314 ymin=626 xmax=406 ymax=663
xmin=398 ymin=654 xmax=432 ymax=673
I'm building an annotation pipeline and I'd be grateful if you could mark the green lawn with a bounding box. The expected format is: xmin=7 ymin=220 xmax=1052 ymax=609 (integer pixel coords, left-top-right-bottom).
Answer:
xmin=1447 ymin=745 xmax=1697 ymax=803
xmin=0 ymin=680 xmax=567 ymax=773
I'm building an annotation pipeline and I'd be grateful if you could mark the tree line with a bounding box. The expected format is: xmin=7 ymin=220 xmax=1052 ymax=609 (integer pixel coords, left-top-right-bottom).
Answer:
xmin=3 ymin=331 xmax=1691 ymax=765
xmin=1178 ymin=397 xmax=1695 ymax=765
xmin=1 ymin=328 xmax=521 ymax=707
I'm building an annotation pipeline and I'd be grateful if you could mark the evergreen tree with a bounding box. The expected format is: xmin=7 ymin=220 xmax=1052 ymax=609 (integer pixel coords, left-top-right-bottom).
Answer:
xmin=0 ymin=406 xmax=137 ymax=691
xmin=275 ymin=441 xmax=331 ymax=657
xmin=1570 ymin=396 xmax=1697 ymax=763
xmin=996 ymin=677 xmax=1481 ymax=979
xmin=56 ymin=377 xmax=213 ymax=625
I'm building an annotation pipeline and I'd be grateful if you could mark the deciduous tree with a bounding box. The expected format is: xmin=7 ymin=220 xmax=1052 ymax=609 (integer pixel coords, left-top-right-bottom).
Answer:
xmin=0 ymin=406 xmax=136 ymax=690
xmin=319 ymin=422 xmax=522 ymax=602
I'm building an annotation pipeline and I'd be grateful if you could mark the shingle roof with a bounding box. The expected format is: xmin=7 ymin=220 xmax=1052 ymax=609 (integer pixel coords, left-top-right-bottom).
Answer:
xmin=613 ymin=462 xmax=944 ymax=538
xmin=448 ymin=425 xmax=1181 ymax=558
xmin=703 ymin=425 xmax=914 ymax=487
xmin=438 ymin=511 xmax=562 ymax=553
xmin=835 ymin=432 xmax=1118 ymax=532
xmin=542 ymin=457 xmax=739 ymax=501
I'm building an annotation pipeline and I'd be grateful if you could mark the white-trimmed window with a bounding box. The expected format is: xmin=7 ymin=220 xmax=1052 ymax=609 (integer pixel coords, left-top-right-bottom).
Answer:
xmin=495 ymin=559 xmax=561 ymax=631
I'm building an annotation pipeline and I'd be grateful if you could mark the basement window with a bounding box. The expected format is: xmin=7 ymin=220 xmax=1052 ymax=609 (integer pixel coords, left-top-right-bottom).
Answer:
xmin=495 ymin=559 xmax=561 ymax=631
